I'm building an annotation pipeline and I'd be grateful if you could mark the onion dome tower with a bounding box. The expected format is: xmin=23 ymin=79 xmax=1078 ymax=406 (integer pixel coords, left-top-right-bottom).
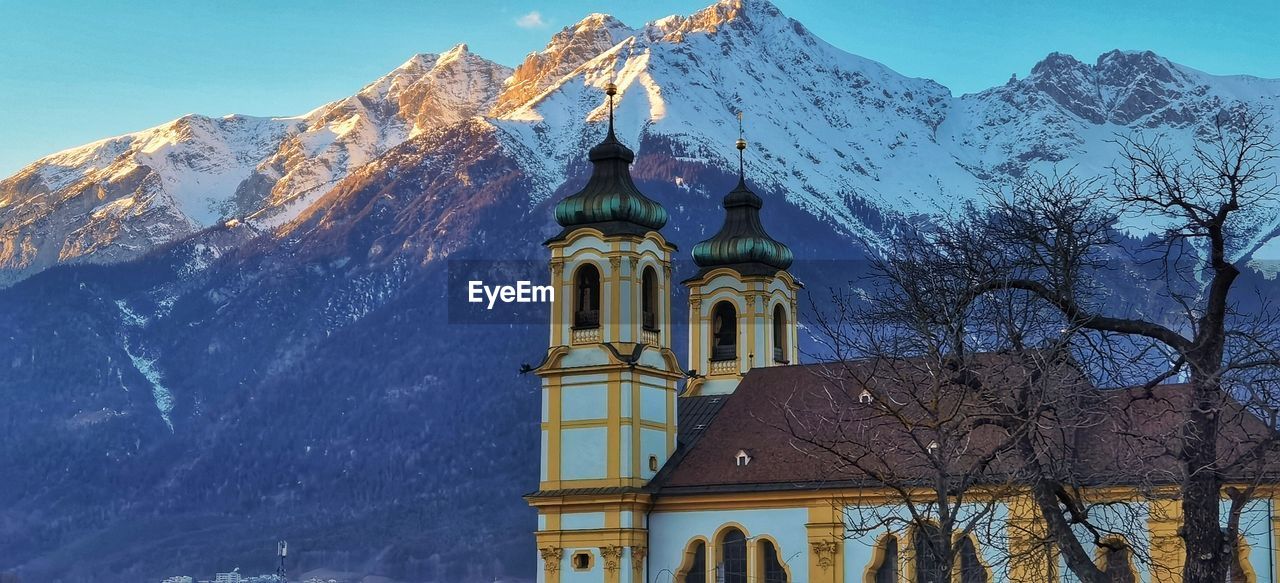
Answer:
xmin=548 ymin=86 xmax=669 ymax=242
xmin=685 ymin=121 xmax=801 ymax=396
xmin=529 ymin=82 xmax=680 ymax=583
xmin=690 ymin=138 xmax=794 ymax=276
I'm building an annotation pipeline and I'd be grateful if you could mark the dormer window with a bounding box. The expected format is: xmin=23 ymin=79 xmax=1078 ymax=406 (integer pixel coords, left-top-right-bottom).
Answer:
xmin=574 ymin=264 xmax=600 ymax=329
xmin=858 ymin=390 xmax=873 ymax=404
xmin=927 ymin=441 xmax=939 ymax=455
xmin=735 ymin=450 xmax=752 ymax=466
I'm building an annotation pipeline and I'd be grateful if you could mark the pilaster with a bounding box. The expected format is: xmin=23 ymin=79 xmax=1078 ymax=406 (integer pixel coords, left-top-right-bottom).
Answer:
xmin=1007 ymin=494 xmax=1057 ymax=583
xmin=807 ymin=503 xmax=845 ymax=583
xmin=1148 ymin=494 xmax=1184 ymax=583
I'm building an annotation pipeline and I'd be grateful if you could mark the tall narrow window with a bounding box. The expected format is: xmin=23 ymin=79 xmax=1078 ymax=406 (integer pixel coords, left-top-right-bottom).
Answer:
xmin=720 ymin=528 xmax=748 ymax=583
xmin=642 ymin=266 xmax=658 ymax=331
xmin=913 ymin=524 xmax=945 ymax=583
xmin=574 ymin=264 xmax=600 ymax=328
xmin=682 ymin=541 xmax=707 ymax=583
xmin=711 ymin=302 xmax=738 ymax=361
xmin=1102 ymin=542 xmax=1136 ymax=583
xmin=958 ymin=536 xmax=988 ymax=583
xmin=760 ymin=539 xmax=787 ymax=583
xmin=772 ymin=304 xmax=787 ymax=363
xmin=871 ymin=536 xmax=897 ymax=583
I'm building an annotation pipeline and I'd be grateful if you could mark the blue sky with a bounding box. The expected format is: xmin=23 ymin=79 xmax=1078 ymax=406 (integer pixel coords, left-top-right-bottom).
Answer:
xmin=1 ymin=0 xmax=1278 ymax=176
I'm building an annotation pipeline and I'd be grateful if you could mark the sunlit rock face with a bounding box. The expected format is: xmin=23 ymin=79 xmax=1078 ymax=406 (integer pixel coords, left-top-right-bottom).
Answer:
xmin=493 ymin=13 xmax=636 ymax=117
xmin=251 ymin=44 xmax=513 ymax=226
xmin=0 ymin=46 xmax=511 ymax=281
xmin=5 ymin=0 xmax=1279 ymax=286
xmin=0 ymin=114 xmax=301 ymax=283
xmin=3 ymin=1 xmax=1280 ymax=581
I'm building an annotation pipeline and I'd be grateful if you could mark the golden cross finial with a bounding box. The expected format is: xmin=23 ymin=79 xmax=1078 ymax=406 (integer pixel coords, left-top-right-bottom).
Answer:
xmin=605 ymin=82 xmax=617 ymax=134
xmin=736 ymin=111 xmax=747 ymax=180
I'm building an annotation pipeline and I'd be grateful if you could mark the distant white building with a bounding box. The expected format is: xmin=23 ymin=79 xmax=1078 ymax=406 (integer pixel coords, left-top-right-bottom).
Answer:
xmin=162 ymin=577 xmax=194 ymax=583
xmin=213 ymin=572 xmax=242 ymax=583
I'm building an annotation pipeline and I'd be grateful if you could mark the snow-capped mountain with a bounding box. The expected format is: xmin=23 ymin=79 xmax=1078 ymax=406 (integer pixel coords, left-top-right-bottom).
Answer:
xmin=0 ymin=44 xmax=510 ymax=282
xmin=3 ymin=0 xmax=1279 ymax=286
xmin=5 ymin=2 xmax=1280 ymax=581
xmin=249 ymin=44 xmax=512 ymax=228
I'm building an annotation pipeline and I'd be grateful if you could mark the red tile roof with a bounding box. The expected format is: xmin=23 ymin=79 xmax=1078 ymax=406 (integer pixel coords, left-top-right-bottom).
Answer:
xmin=654 ymin=355 xmax=1280 ymax=494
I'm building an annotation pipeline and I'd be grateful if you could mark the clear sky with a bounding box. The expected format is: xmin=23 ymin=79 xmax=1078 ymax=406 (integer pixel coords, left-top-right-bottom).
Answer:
xmin=1 ymin=0 xmax=1278 ymax=177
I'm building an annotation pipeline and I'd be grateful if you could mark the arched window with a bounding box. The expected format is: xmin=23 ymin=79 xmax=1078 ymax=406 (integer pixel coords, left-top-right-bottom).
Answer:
xmin=772 ymin=304 xmax=788 ymax=363
xmin=680 ymin=541 xmax=707 ymax=583
xmin=642 ymin=266 xmax=659 ymax=331
xmin=1101 ymin=541 xmax=1136 ymax=583
xmin=711 ymin=302 xmax=738 ymax=361
xmin=720 ymin=528 xmax=748 ymax=583
xmin=913 ymin=524 xmax=946 ymax=583
xmin=760 ymin=539 xmax=788 ymax=583
xmin=957 ymin=536 xmax=988 ymax=583
xmin=574 ymin=264 xmax=600 ymax=328
xmin=869 ymin=535 xmax=897 ymax=583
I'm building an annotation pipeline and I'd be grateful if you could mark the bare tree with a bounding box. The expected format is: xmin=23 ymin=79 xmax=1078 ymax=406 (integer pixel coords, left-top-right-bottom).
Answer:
xmin=950 ymin=106 xmax=1280 ymax=583
xmin=776 ymin=219 xmax=1141 ymax=583
xmin=786 ymin=105 xmax=1280 ymax=583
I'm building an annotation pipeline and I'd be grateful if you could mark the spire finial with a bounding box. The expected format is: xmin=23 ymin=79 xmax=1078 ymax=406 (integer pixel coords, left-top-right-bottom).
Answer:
xmin=735 ymin=111 xmax=747 ymax=182
xmin=605 ymin=81 xmax=618 ymax=137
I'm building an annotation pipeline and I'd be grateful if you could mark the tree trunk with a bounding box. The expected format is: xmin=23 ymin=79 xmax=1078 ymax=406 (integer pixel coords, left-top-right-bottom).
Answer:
xmin=1015 ymin=435 xmax=1109 ymax=583
xmin=1180 ymin=372 xmax=1226 ymax=583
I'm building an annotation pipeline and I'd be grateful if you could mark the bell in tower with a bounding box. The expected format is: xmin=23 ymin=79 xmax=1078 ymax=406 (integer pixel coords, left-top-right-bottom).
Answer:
xmin=684 ymin=124 xmax=801 ymax=396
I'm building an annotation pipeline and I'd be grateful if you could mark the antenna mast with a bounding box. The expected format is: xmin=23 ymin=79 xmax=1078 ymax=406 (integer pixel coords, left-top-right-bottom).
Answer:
xmin=277 ymin=540 xmax=288 ymax=580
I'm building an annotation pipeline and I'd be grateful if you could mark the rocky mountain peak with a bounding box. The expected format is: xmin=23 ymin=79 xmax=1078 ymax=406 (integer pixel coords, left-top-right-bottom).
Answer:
xmin=355 ymin=44 xmax=506 ymax=109
xmin=494 ymin=14 xmax=635 ymax=116
xmin=1095 ymin=49 xmax=1177 ymax=78
xmin=1028 ymin=51 xmax=1090 ymax=79
xmin=1019 ymin=49 xmax=1203 ymax=125
xmin=1092 ymin=49 xmax=1197 ymax=125
xmin=648 ymin=0 xmax=790 ymax=41
xmin=4 ymin=0 xmax=1279 ymax=287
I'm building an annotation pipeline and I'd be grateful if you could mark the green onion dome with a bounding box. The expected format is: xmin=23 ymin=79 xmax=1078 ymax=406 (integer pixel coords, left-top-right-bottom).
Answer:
xmin=550 ymin=126 xmax=669 ymax=239
xmin=692 ymin=176 xmax=793 ymax=274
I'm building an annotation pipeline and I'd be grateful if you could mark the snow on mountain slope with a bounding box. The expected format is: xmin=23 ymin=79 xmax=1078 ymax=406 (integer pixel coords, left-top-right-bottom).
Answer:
xmin=494 ymin=14 xmax=635 ymax=117
xmin=494 ymin=0 xmax=959 ymax=246
xmin=0 ymin=45 xmax=511 ymax=281
xmin=944 ymin=49 xmax=1280 ymax=256
xmin=3 ymin=0 xmax=1280 ymax=284
xmin=250 ymin=44 xmax=512 ymax=228
xmin=0 ymin=114 xmax=301 ymax=283
xmin=495 ymin=1 xmax=1280 ymax=254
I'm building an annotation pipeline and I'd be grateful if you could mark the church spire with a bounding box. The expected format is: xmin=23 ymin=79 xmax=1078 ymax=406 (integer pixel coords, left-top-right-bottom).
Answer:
xmin=606 ymin=81 xmax=617 ymax=138
xmin=736 ymin=111 xmax=746 ymax=183
xmin=548 ymin=81 xmax=668 ymax=242
xmin=691 ymin=116 xmax=793 ymax=275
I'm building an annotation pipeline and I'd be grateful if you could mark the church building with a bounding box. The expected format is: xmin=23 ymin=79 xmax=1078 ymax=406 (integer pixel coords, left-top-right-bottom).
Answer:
xmin=525 ymin=85 xmax=1280 ymax=583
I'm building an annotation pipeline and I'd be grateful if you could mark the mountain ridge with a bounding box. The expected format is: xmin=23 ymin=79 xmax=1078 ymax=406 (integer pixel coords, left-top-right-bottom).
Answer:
xmin=4 ymin=1 xmax=1280 ymax=580
xmin=4 ymin=0 xmax=1280 ymax=284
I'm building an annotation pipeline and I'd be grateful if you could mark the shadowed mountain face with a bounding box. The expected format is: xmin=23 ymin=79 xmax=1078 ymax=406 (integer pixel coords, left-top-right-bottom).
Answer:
xmin=3 ymin=0 xmax=1280 ymax=581
xmin=0 ymin=116 xmax=859 ymax=581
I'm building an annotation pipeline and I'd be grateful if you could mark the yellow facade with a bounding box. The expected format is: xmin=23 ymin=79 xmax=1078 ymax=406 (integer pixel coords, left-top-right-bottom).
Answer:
xmin=684 ymin=267 xmax=800 ymax=396
xmin=533 ymin=228 xmax=680 ymax=583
